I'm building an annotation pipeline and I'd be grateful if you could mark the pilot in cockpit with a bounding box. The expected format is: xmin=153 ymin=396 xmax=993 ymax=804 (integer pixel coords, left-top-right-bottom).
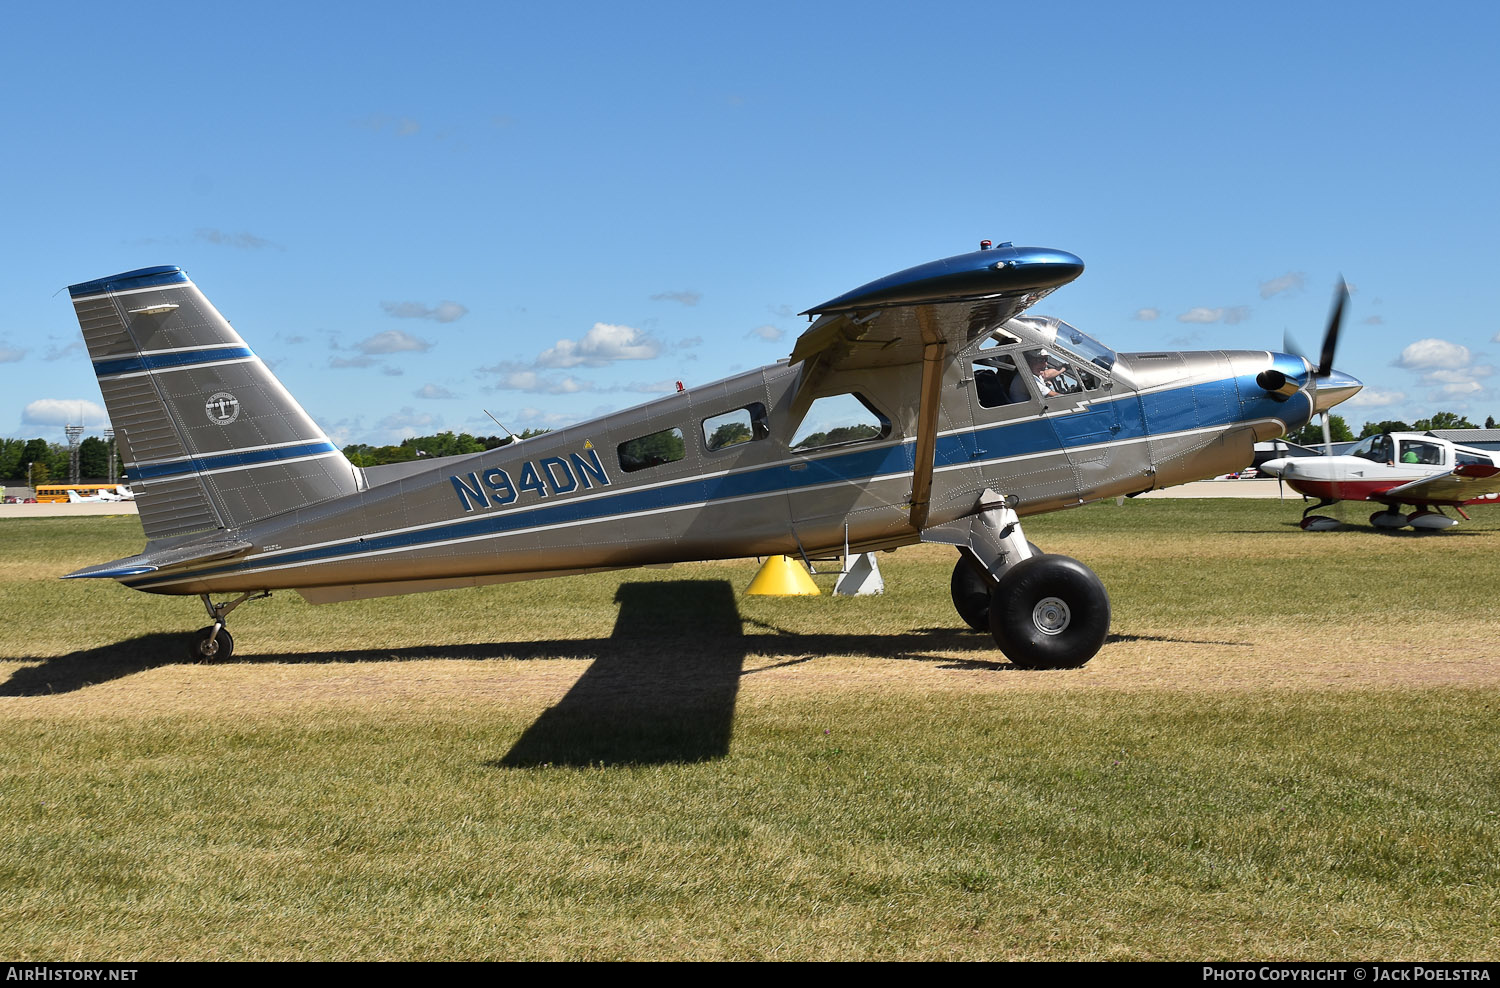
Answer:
xmin=1008 ymin=349 xmax=1063 ymax=403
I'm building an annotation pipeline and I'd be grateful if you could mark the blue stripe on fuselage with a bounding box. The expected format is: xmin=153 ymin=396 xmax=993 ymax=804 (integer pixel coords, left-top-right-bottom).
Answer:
xmin=127 ymin=376 xmax=1311 ymax=588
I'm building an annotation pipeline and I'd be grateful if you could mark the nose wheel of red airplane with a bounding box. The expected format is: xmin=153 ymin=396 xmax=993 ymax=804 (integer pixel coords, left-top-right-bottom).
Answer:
xmin=988 ymin=554 xmax=1110 ymax=669
xmin=950 ymin=543 xmax=1041 ymax=631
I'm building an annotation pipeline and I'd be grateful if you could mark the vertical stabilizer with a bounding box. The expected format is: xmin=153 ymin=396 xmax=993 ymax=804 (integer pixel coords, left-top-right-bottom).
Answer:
xmin=67 ymin=267 xmax=362 ymax=541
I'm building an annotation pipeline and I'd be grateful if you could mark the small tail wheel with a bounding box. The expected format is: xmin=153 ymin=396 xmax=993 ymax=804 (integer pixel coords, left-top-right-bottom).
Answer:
xmin=950 ymin=543 xmax=1042 ymax=632
xmin=189 ymin=626 xmax=235 ymax=663
xmin=989 ymin=554 xmax=1109 ymax=669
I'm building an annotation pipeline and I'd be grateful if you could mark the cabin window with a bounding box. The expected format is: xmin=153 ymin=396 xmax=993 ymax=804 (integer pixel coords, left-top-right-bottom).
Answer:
xmin=790 ymin=393 xmax=889 ymax=451
xmin=971 ymin=354 xmax=1026 ymax=408
xmin=1398 ymin=440 xmax=1444 ymax=466
xmin=618 ymin=427 xmax=687 ymax=473
xmin=1457 ymin=449 xmax=1493 ymax=467
xmin=702 ymin=402 xmax=769 ymax=452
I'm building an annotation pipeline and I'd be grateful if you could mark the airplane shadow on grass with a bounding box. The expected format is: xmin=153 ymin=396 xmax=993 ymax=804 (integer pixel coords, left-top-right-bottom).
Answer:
xmin=0 ymin=579 xmax=1250 ymax=765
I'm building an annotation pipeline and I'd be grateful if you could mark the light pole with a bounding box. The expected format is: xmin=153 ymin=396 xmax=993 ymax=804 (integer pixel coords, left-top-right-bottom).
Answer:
xmin=27 ymin=461 xmax=33 ymax=491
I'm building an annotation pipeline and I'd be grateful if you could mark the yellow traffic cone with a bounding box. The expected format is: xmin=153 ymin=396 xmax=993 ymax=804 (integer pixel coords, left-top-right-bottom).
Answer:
xmin=745 ymin=554 xmax=821 ymax=596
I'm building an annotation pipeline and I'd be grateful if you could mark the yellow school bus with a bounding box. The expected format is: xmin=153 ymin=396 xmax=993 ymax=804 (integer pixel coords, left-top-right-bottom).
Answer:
xmin=33 ymin=484 xmax=126 ymax=503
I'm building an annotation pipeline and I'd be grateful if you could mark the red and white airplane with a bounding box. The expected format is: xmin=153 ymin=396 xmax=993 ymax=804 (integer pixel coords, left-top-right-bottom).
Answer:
xmin=1260 ymin=432 xmax=1500 ymax=530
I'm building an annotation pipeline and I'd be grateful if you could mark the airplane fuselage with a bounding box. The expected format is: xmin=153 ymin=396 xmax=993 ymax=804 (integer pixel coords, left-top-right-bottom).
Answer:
xmin=117 ymin=343 xmax=1312 ymax=600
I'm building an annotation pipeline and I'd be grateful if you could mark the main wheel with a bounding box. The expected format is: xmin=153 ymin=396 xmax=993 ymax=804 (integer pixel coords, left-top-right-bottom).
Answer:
xmin=950 ymin=543 xmax=1042 ymax=632
xmin=988 ymin=554 xmax=1109 ymax=669
xmin=189 ymin=626 xmax=235 ymax=663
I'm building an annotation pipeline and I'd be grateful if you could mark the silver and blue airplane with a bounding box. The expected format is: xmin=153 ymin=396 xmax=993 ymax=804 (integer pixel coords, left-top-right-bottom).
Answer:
xmin=61 ymin=242 xmax=1362 ymax=668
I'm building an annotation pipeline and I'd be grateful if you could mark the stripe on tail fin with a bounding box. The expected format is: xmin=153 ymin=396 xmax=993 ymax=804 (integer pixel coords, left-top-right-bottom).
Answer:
xmin=68 ymin=266 xmax=362 ymax=541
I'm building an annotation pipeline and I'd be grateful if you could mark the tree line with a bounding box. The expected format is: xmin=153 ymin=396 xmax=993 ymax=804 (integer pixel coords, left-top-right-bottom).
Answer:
xmin=1288 ymin=411 xmax=1494 ymax=447
xmin=0 ymin=436 xmax=121 ymax=486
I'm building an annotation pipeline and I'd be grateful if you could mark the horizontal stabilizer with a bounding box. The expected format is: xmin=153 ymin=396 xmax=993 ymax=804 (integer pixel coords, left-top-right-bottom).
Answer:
xmin=62 ymin=538 xmax=253 ymax=581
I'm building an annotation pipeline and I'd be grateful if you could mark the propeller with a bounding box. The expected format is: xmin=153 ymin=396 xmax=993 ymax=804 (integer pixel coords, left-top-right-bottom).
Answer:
xmin=1273 ymin=279 xmax=1355 ymax=456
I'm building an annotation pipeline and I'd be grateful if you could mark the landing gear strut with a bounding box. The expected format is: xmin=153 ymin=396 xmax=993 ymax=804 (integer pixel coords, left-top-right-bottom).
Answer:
xmin=189 ymin=591 xmax=270 ymax=662
xmin=1300 ymin=497 xmax=1340 ymax=531
xmin=924 ymin=490 xmax=1110 ymax=669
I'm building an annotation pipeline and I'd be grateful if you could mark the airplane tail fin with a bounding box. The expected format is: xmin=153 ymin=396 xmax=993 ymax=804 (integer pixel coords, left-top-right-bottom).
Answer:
xmin=67 ymin=266 xmax=362 ymax=541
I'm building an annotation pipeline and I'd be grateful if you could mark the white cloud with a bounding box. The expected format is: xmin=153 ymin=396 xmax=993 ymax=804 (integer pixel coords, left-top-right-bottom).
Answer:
xmin=381 ymin=366 xmax=404 ymax=377
xmin=1178 ymin=306 xmax=1250 ymax=325
xmin=1343 ymin=388 xmax=1407 ymax=408
xmin=536 ymin=323 xmax=661 ymax=368
xmin=22 ymin=398 xmax=108 ymax=427
xmin=381 ymin=300 xmax=469 ymax=323
xmin=1422 ymin=367 xmax=1493 ymax=384
xmin=1363 ymin=316 xmax=1384 ymax=325
xmin=1133 ymin=308 xmax=1159 ymax=321
xmin=378 ymin=406 xmax=437 ymax=439
xmin=746 ymin=325 xmax=784 ymax=341
xmin=0 ymin=345 xmax=26 ymax=363
xmin=1179 ymin=307 xmax=1224 ymax=324
xmin=623 ymin=379 xmax=680 ymax=393
xmin=1395 ymin=338 xmax=1470 ymax=370
xmin=676 ymin=336 xmax=703 ymax=349
xmin=356 ymin=330 xmax=433 ymax=354
xmin=1259 ymin=272 xmax=1305 ymax=299
xmin=651 ymin=290 xmax=702 ymax=307
xmin=197 ymin=228 xmax=280 ymax=250
xmin=330 ymin=355 xmax=379 ymax=368
xmin=488 ymin=368 xmax=597 ymax=394
xmin=512 ymin=406 xmax=585 ymax=430
xmin=1435 ymin=380 xmax=1483 ymax=397
xmin=415 ymin=383 xmax=458 ymax=399
xmin=43 ymin=341 xmax=83 ymax=361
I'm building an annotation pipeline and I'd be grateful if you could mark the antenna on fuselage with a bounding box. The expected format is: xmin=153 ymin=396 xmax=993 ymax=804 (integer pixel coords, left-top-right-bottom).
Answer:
xmin=482 ymin=409 xmax=520 ymax=445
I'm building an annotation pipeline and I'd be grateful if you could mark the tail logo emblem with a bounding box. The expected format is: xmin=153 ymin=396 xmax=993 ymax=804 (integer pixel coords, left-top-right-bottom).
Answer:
xmin=205 ymin=392 xmax=241 ymax=426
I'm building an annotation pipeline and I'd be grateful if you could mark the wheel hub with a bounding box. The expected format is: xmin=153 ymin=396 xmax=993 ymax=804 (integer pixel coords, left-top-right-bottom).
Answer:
xmin=1032 ymin=596 xmax=1071 ymax=635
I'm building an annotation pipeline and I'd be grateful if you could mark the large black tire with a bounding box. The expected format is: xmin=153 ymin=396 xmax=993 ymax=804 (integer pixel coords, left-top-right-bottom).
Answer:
xmin=950 ymin=543 xmax=1042 ymax=632
xmin=189 ymin=626 xmax=235 ymax=663
xmin=988 ymin=554 xmax=1109 ymax=669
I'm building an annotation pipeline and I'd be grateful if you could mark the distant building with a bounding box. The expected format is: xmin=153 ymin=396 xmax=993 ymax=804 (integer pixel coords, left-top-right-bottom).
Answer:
xmin=1426 ymin=429 xmax=1500 ymax=452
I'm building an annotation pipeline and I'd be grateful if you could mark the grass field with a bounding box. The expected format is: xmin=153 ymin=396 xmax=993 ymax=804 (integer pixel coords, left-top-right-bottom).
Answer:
xmin=1 ymin=501 xmax=1497 ymax=960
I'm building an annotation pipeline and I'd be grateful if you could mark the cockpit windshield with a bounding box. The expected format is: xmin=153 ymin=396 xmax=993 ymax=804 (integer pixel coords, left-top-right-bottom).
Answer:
xmin=1003 ymin=315 xmax=1117 ymax=371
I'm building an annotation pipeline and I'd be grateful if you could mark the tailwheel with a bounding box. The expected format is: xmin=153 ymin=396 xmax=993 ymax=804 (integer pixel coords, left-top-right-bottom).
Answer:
xmin=950 ymin=542 xmax=1041 ymax=632
xmin=189 ymin=626 xmax=235 ymax=663
xmin=989 ymin=554 xmax=1110 ymax=669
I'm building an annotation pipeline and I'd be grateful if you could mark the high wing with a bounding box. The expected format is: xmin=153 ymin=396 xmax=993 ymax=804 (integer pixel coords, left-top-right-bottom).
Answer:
xmin=1379 ymin=463 xmax=1500 ymax=505
xmin=789 ymin=245 xmax=1084 ymax=528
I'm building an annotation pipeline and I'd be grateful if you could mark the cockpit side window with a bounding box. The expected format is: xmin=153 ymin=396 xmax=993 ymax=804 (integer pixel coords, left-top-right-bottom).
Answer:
xmin=1350 ymin=436 xmax=1383 ymax=461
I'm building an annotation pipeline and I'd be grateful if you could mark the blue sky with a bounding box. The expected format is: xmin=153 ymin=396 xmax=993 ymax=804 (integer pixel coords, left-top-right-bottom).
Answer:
xmin=3 ymin=1 xmax=1497 ymax=446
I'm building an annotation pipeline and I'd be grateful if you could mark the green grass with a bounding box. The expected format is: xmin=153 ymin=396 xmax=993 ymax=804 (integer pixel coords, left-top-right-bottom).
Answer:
xmin=0 ymin=503 xmax=1498 ymax=959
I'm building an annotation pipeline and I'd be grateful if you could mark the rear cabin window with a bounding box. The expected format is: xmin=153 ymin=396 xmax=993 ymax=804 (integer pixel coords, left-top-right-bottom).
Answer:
xmin=1398 ymin=440 xmax=1444 ymax=465
xmin=790 ymin=393 xmax=889 ymax=451
xmin=972 ymin=354 xmax=1024 ymax=408
xmin=702 ymin=403 xmax=769 ymax=452
xmin=618 ymin=427 xmax=687 ymax=473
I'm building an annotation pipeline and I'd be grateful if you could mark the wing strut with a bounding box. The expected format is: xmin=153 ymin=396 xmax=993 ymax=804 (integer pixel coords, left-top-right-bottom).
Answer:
xmin=907 ymin=306 xmax=946 ymax=531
